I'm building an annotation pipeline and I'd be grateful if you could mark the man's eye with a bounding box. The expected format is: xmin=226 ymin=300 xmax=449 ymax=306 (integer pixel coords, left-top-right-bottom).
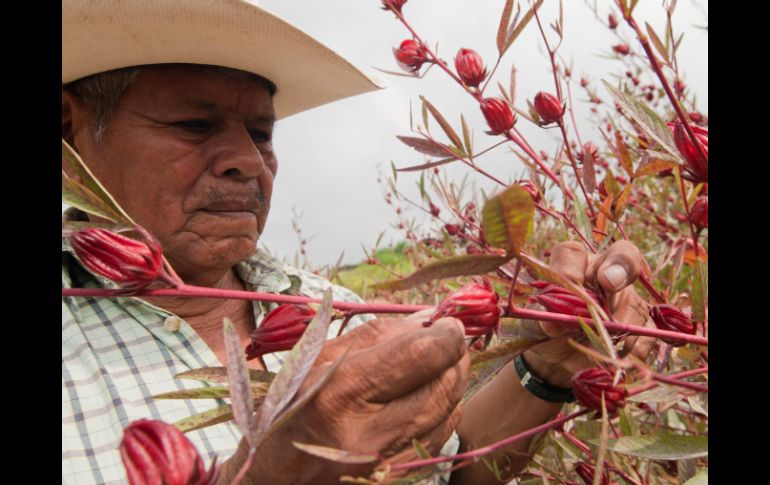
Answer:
xmin=175 ymin=120 xmax=213 ymax=133
xmin=249 ymin=129 xmax=272 ymax=143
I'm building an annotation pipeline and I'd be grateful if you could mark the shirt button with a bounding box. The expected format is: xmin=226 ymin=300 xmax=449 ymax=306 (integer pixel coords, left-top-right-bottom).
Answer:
xmin=164 ymin=316 xmax=183 ymax=332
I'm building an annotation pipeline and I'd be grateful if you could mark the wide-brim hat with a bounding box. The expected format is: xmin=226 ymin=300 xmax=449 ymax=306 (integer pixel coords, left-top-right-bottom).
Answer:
xmin=63 ymin=0 xmax=384 ymax=119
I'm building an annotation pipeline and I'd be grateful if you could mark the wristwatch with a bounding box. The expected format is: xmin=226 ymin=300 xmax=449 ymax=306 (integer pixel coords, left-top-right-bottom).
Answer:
xmin=514 ymin=353 xmax=576 ymax=403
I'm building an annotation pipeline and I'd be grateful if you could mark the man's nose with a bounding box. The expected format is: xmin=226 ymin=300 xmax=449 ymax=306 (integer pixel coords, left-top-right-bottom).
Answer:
xmin=208 ymin=125 xmax=266 ymax=180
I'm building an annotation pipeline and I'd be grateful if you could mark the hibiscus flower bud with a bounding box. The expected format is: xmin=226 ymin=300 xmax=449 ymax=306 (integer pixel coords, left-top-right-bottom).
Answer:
xmin=672 ymin=121 xmax=708 ymax=182
xmin=515 ymin=180 xmax=542 ymax=203
xmin=580 ymin=77 xmax=589 ymax=88
xmin=529 ymin=281 xmax=605 ymax=319
xmin=429 ymin=279 xmax=501 ymax=337
xmin=70 ymin=226 xmax=178 ymax=290
xmin=689 ymin=197 xmax=708 ymax=229
xmin=381 ymin=0 xmax=407 ymax=14
xmin=429 ymin=202 xmax=441 ymax=217
xmin=445 ymin=223 xmax=460 ymax=235
xmin=454 ymin=48 xmax=487 ymax=88
xmin=245 ymin=304 xmax=316 ymax=360
xmin=608 ymin=14 xmax=619 ymax=30
xmin=533 ymin=92 xmax=565 ymax=124
xmin=393 ymin=39 xmax=430 ymax=73
xmin=120 ymin=419 xmax=219 ymax=485
xmin=649 ymin=304 xmax=695 ymax=345
xmin=480 ymin=98 xmax=516 ymax=135
xmin=572 ymin=367 xmax=627 ymax=415
xmin=575 ymin=462 xmax=610 ymax=485
xmin=613 ymin=44 xmax=630 ymax=56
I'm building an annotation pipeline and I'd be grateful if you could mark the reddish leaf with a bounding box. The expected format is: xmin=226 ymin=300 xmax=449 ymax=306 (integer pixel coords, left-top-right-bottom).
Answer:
xmin=397 ymin=135 xmax=451 ymax=157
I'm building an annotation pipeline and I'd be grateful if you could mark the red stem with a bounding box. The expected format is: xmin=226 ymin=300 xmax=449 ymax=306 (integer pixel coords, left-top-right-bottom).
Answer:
xmin=506 ymin=128 xmax=575 ymax=200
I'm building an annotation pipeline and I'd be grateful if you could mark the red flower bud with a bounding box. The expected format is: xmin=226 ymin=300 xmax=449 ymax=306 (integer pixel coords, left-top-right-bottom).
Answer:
xmin=672 ymin=121 xmax=708 ymax=182
xmin=612 ymin=44 xmax=630 ymax=56
xmin=529 ymin=281 xmax=605 ymax=319
xmin=120 ymin=419 xmax=219 ymax=485
xmin=608 ymin=14 xmax=618 ymax=30
xmin=245 ymin=304 xmax=316 ymax=360
xmin=454 ymin=48 xmax=487 ymax=88
xmin=689 ymin=111 xmax=704 ymax=124
xmin=515 ymin=179 xmax=542 ymax=204
xmin=444 ymin=223 xmax=460 ymax=235
xmin=689 ymin=197 xmax=708 ymax=230
xmin=572 ymin=367 xmax=627 ymax=415
xmin=394 ymin=39 xmax=430 ymax=73
xmin=70 ymin=226 xmax=178 ymax=290
xmin=575 ymin=462 xmax=610 ymax=485
xmin=429 ymin=202 xmax=441 ymax=217
xmin=480 ymin=98 xmax=515 ymax=135
xmin=533 ymin=92 xmax=565 ymax=124
xmin=430 ymin=279 xmax=501 ymax=337
xmin=649 ymin=304 xmax=695 ymax=345
xmin=381 ymin=0 xmax=407 ymax=14
xmin=580 ymin=77 xmax=589 ymax=88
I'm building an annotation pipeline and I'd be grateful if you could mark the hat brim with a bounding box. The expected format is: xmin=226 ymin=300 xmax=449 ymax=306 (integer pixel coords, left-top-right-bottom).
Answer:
xmin=63 ymin=0 xmax=384 ymax=119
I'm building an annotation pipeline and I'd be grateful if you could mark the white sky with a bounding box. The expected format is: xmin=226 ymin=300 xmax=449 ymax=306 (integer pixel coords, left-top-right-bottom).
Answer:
xmin=257 ymin=0 xmax=708 ymax=267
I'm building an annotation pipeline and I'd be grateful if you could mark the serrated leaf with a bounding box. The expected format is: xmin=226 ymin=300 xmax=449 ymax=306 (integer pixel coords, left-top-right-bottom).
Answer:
xmin=691 ymin=261 xmax=707 ymax=322
xmin=396 ymin=156 xmax=459 ymax=172
xmin=504 ymin=0 xmax=544 ymax=53
xmin=373 ymin=254 xmax=513 ymax=291
xmin=62 ymin=171 xmax=123 ymax=223
xmin=628 ymin=383 xmax=689 ymax=403
xmin=397 ymin=135 xmax=451 ymax=157
xmin=62 ymin=140 xmax=133 ymax=224
xmin=254 ymin=290 xmax=334 ymax=446
xmin=496 ymin=0 xmax=515 ymax=56
xmin=460 ymin=114 xmax=473 ymax=156
xmin=173 ymin=404 xmax=234 ymax=433
xmin=588 ymin=434 xmax=708 ymax=460
xmin=615 ymin=131 xmax=634 ymax=178
xmin=175 ymin=367 xmax=275 ymax=384
xmin=293 ymin=442 xmax=378 ymax=464
xmin=683 ymin=468 xmax=708 ymax=485
xmin=224 ymin=319 xmax=257 ymax=446
xmin=481 ymin=185 xmax=535 ymax=255
xmin=602 ymin=81 xmax=679 ymax=159
xmin=646 ymin=22 xmax=670 ymax=64
xmin=633 ymin=156 xmax=678 ymax=178
xmin=153 ymin=384 xmax=269 ymax=400
xmin=420 ymin=96 xmax=464 ymax=152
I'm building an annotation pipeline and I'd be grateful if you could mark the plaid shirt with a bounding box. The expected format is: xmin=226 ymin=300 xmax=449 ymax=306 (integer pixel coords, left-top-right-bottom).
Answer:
xmin=62 ymin=212 xmax=458 ymax=485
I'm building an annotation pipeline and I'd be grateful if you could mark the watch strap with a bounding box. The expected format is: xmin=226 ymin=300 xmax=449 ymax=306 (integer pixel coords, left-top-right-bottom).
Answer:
xmin=514 ymin=353 xmax=576 ymax=403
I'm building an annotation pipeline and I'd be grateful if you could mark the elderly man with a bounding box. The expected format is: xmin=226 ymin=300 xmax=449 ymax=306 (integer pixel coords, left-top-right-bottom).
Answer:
xmin=62 ymin=1 xmax=653 ymax=484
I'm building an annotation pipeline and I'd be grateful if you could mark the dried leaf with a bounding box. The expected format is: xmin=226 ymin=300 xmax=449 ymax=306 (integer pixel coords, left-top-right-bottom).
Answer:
xmin=509 ymin=65 xmax=518 ymax=105
xmin=496 ymin=0 xmax=515 ymax=56
xmin=293 ymin=442 xmax=378 ymax=464
xmin=691 ymin=260 xmax=707 ymax=322
xmin=62 ymin=171 xmax=123 ymax=223
xmin=460 ymin=115 xmax=473 ymax=156
xmin=634 ymin=154 xmax=678 ymax=178
xmin=173 ymin=404 xmax=234 ymax=433
xmin=397 ymin=135 xmax=451 ymax=158
xmin=396 ymin=156 xmax=459 ymax=172
xmin=153 ymin=384 xmax=269 ymax=400
xmin=504 ymin=0 xmax=544 ymax=53
xmin=587 ymin=434 xmax=708 ymax=460
xmin=646 ymin=22 xmax=670 ymax=64
xmin=611 ymin=185 xmax=632 ymax=220
xmin=224 ymin=318 xmax=257 ymax=447
xmin=420 ymin=96 xmax=464 ymax=153
xmin=582 ymin=147 xmax=597 ymax=194
xmin=373 ymin=254 xmax=513 ymax=291
xmin=615 ymin=131 xmax=634 ymax=178
xmin=481 ymin=185 xmax=535 ymax=255
xmin=175 ymin=367 xmax=275 ymax=384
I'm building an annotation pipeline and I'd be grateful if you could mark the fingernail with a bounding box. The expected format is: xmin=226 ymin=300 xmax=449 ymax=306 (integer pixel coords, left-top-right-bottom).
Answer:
xmin=603 ymin=264 xmax=627 ymax=291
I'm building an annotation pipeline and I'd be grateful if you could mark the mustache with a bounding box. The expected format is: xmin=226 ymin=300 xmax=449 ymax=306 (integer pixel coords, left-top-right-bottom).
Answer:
xmin=197 ymin=185 xmax=266 ymax=211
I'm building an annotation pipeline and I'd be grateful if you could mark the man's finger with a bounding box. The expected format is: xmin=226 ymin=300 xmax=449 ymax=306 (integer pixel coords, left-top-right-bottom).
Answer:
xmin=549 ymin=241 xmax=589 ymax=285
xmin=319 ymin=317 xmax=422 ymax=363
xmin=586 ymin=240 xmax=643 ymax=294
xmin=348 ymin=317 xmax=467 ymax=403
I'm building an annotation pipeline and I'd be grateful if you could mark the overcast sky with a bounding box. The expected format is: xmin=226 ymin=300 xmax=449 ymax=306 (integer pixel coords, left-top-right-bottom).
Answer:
xmin=256 ymin=0 xmax=707 ymax=268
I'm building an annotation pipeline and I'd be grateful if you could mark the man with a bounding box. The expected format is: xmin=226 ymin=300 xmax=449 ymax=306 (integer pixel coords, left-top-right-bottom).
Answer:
xmin=62 ymin=1 xmax=654 ymax=484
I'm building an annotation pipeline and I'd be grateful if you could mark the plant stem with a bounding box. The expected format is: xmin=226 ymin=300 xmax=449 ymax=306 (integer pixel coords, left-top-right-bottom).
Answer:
xmin=506 ymin=128 xmax=574 ymax=200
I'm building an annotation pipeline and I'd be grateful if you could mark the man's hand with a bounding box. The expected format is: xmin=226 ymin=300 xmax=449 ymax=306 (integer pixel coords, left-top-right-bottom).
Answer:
xmin=222 ymin=315 xmax=470 ymax=484
xmin=522 ymin=240 xmax=657 ymax=387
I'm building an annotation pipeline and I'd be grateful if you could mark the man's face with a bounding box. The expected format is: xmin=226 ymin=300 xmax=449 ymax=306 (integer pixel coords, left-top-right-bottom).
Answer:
xmin=64 ymin=67 xmax=278 ymax=281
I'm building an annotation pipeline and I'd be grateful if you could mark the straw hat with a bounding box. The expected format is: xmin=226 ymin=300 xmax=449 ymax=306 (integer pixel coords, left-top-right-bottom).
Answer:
xmin=62 ymin=0 xmax=384 ymax=119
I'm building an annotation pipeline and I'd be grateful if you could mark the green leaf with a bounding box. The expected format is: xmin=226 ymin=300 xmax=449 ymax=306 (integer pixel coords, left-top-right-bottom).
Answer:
xmin=153 ymin=384 xmax=269 ymax=400
xmin=628 ymin=383 xmax=688 ymax=403
xmin=496 ymin=0 xmax=515 ymax=56
xmin=588 ymin=434 xmax=708 ymax=460
xmin=173 ymin=404 xmax=234 ymax=433
xmin=573 ymin=197 xmax=593 ymax=246
xmin=683 ymin=468 xmax=708 ymax=485
xmin=577 ymin=317 xmax=610 ymax=356
xmin=618 ymin=408 xmax=639 ymax=436
xmin=470 ymin=318 xmax=543 ymax=366
xmin=687 ymin=393 xmax=708 ymax=417
xmin=372 ymin=254 xmax=513 ymax=291
xmin=62 ymin=171 xmax=122 ymax=223
xmin=411 ymin=439 xmax=432 ymax=459
xmin=224 ymin=318 xmax=257 ymax=447
xmin=420 ymin=96 xmax=464 ymax=152
xmin=602 ymin=81 xmax=680 ymax=159
xmin=62 ymin=140 xmax=134 ymax=224
xmin=293 ymin=442 xmax=378 ymax=464
xmin=691 ymin=261 xmax=707 ymax=322
xmin=397 ymin=135 xmax=451 ymax=158
xmin=175 ymin=367 xmax=275 ymax=385
xmin=481 ymin=185 xmax=535 ymax=255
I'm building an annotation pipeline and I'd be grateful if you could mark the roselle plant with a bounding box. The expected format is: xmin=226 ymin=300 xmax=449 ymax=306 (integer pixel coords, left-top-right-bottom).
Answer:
xmin=62 ymin=0 xmax=709 ymax=483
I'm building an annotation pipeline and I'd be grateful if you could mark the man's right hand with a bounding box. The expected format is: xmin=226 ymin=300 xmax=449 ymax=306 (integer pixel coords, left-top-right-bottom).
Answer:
xmin=221 ymin=315 xmax=470 ymax=484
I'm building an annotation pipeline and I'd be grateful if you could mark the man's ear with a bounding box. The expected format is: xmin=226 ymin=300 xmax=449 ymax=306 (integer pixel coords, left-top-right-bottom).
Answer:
xmin=62 ymin=89 xmax=88 ymax=180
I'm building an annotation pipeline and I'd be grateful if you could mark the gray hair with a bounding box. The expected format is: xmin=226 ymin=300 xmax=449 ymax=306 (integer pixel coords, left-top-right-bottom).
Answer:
xmin=64 ymin=64 xmax=277 ymax=142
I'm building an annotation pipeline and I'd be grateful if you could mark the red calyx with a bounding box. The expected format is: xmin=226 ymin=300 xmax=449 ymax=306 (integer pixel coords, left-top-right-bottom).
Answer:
xmin=689 ymin=197 xmax=708 ymax=230
xmin=608 ymin=14 xmax=618 ymax=30
xmin=245 ymin=304 xmax=316 ymax=360
xmin=430 ymin=279 xmax=501 ymax=337
xmin=649 ymin=304 xmax=695 ymax=345
xmin=120 ymin=419 xmax=219 ymax=485
xmin=480 ymin=98 xmax=516 ymax=135
xmin=575 ymin=462 xmax=610 ymax=485
xmin=393 ymin=39 xmax=430 ymax=73
xmin=454 ymin=48 xmax=487 ymax=88
xmin=429 ymin=202 xmax=441 ymax=217
xmin=572 ymin=367 xmax=627 ymax=415
xmin=529 ymin=281 xmax=606 ymax=319
xmin=672 ymin=121 xmax=708 ymax=182
xmin=533 ymin=92 xmax=565 ymax=124
xmin=612 ymin=44 xmax=630 ymax=56
xmin=381 ymin=0 xmax=407 ymax=14
xmin=444 ymin=223 xmax=461 ymax=235
xmin=515 ymin=179 xmax=542 ymax=204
